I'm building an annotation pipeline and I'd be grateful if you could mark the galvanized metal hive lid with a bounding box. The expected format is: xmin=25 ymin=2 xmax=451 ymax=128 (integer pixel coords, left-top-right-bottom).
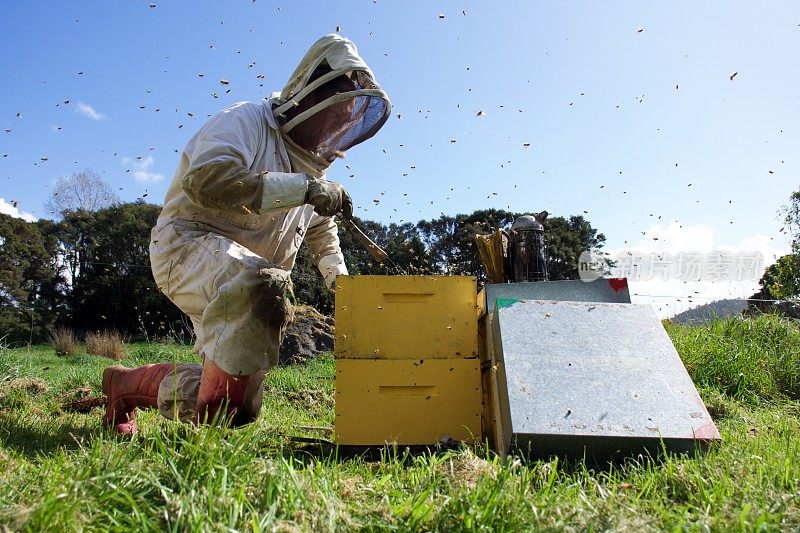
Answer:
xmin=494 ymin=299 xmax=720 ymax=456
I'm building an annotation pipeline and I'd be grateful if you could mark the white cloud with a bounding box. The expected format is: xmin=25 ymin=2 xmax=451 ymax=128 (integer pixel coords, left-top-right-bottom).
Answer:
xmin=628 ymin=222 xmax=716 ymax=254
xmin=598 ymin=223 xmax=790 ymax=318
xmin=121 ymin=156 xmax=165 ymax=183
xmin=0 ymin=197 xmax=37 ymax=222
xmin=74 ymin=101 xmax=105 ymax=121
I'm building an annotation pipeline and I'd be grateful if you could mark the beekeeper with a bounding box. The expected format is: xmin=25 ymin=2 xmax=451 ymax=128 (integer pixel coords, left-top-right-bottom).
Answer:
xmin=101 ymin=34 xmax=391 ymax=434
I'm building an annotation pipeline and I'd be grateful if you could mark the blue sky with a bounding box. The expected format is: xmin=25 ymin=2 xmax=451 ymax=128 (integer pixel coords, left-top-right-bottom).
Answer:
xmin=1 ymin=1 xmax=798 ymax=314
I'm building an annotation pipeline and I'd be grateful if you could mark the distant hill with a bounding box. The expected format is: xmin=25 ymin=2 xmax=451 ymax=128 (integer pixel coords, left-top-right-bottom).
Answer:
xmin=669 ymin=299 xmax=748 ymax=324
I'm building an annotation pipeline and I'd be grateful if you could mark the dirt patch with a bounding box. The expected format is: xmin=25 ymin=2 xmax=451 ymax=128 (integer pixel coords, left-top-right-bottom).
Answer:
xmin=7 ymin=378 xmax=49 ymax=395
xmin=60 ymin=386 xmax=106 ymax=413
xmin=283 ymin=388 xmax=334 ymax=411
xmin=62 ymin=395 xmax=106 ymax=414
xmin=280 ymin=305 xmax=334 ymax=364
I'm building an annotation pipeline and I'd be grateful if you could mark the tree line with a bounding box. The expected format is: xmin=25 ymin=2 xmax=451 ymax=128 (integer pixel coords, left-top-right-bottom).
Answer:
xmin=4 ymin=177 xmax=797 ymax=347
xmin=0 ymin=202 xmax=606 ymax=346
xmin=748 ymin=189 xmax=800 ymax=318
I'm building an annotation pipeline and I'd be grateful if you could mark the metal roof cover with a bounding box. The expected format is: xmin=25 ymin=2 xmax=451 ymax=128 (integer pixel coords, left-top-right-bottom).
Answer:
xmin=485 ymin=278 xmax=631 ymax=309
xmin=494 ymin=299 xmax=720 ymax=457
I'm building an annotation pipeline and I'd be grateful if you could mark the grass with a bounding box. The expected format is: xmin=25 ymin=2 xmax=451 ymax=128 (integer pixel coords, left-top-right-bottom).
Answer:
xmin=0 ymin=315 xmax=798 ymax=531
xmin=48 ymin=326 xmax=78 ymax=357
xmin=666 ymin=314 xmax=800 ymax=401
xmin=84 ymin=330 xmax=128 ymax=361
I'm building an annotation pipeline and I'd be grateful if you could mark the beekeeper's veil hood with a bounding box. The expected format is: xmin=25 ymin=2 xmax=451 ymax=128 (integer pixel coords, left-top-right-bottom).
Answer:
xmin=272 ymin=34 xmax=391 ymax=177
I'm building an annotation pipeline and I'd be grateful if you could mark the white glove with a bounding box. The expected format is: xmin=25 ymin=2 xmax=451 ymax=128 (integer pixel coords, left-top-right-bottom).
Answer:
xmin=318 ymin=254 xmax=348 ymax=291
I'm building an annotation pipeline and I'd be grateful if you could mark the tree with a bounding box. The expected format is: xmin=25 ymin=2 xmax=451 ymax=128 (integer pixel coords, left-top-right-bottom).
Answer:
xmin=417 ymin=209 xmax=518 ymax=278
xmin=65 ymin=201 xmax=187 ymax=338
xmin=543 ymin=215 xmax=607 ymax=280
xmin=34 ymin=218 xmax=71 ymax=328
xmin=416 ymin=209 xmax=606 ymax=282
xmin=749 ymin=256 xmax=800 ymax=319
xmin=339 ymin=218 xmax=436 ymax=276
xmin=382 ymin=222 xmax=436 ymax=275
xmin=760 ymin=255 xmax=800 ymax=300
xmin=0 ymin=214 xmax=64 ymax=345
xmin=0 ymin=198 xmax=609 ymax=337
xmin=44 ymin=170 xmax=119 ymax=216
xmin=58 ymin=209 xmax=94 ymax=296
xmin=764 ymin=190 xmax=800 ymax=300
xmin=748 ymin=189 xmax=800 ymax=318
xmin=782 ymin=189 xmax=800 ymax=253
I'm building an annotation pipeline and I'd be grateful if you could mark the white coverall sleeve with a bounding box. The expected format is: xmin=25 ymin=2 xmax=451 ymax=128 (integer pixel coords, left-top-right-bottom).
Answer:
xmin=305 ymin=212 xmax=348 ymax=290
xmin=180 ymin=102 xmax=309 ymax=215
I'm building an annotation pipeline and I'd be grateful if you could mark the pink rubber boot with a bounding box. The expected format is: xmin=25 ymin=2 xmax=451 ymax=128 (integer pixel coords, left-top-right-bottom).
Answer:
xmin=102 ymin=363 xmax=176 ymax=435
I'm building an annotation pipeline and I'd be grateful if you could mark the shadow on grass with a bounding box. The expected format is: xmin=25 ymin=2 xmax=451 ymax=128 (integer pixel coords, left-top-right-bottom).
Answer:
xmin=0 ymin=413 xmax=101 ymax=456
xmin=282 ymin=436 xmax=470 ymax=465
xmin=277 ymin=434 xmax=718 ymax=476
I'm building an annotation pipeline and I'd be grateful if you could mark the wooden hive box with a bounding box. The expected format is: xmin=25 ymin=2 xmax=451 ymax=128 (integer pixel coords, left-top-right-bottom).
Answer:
xmin=334 ymin=275 xmax=483 ymax=445
xmin=334 ymin=275 xmax=478 ymax=359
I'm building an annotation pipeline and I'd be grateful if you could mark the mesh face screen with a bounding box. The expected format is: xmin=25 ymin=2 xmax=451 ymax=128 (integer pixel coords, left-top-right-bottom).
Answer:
xmin=286 ymin=70 xmax=389 ymax=161
xmin=313 ymin=92 xmax=390 ymax=159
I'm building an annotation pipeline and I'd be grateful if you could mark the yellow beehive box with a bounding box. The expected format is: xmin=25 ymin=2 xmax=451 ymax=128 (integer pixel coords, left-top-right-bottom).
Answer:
xmin=335 ymin=358 xmax=482 ymax=445
xmin=334 ymin=275 xmax=478 ymax=359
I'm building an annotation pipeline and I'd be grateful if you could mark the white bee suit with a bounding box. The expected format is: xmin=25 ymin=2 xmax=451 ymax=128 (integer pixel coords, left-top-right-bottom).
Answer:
xmin=148 ymin=34 xmax=389 ymax=422
xmin=149 ymin=101 xmax=346 ymax=420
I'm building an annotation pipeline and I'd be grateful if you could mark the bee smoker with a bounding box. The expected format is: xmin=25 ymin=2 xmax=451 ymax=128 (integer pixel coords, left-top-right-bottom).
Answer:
xmin=505 ymin=212 xmax=549 ymax=282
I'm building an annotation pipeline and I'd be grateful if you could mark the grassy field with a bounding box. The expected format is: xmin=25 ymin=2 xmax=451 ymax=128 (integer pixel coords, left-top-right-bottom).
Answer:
xmin=0 ymin=315 xmax=799 ymax=531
